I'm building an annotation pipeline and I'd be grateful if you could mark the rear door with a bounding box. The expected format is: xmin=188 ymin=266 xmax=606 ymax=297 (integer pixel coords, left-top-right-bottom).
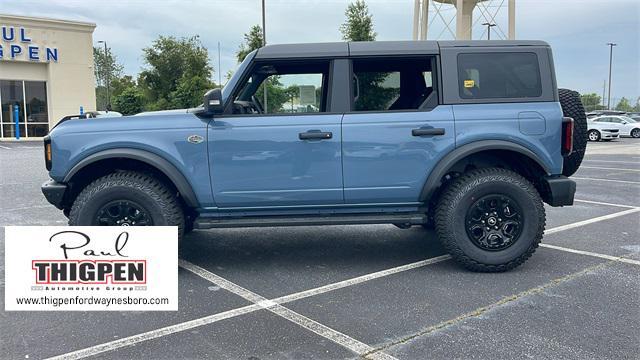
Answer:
xmin=341 ymin=56 xmax=455 ymax=204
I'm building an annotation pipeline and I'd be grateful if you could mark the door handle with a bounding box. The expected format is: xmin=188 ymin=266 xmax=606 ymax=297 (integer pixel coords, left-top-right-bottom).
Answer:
xmin=299 ymin=131 xmax=333 ymax=140
xmin=412 ymin=128 xmax=445 ymax=136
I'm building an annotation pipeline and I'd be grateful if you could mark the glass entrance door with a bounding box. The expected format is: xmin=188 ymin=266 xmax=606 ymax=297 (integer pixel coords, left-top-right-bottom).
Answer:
xmin=0 ymin=80 xmax=49 ymax=138
xmin=0 ymin=80 xmax=26 ymax=138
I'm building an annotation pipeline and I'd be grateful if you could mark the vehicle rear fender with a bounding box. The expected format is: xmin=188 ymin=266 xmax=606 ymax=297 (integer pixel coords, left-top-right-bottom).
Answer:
xmin=419 ymin=140 xmax=551 ymax=202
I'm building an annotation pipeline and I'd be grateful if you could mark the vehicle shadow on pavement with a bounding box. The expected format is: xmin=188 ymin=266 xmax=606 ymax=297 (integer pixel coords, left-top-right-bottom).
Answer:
xmin=179 ymin=225 xmax=446 ymax=271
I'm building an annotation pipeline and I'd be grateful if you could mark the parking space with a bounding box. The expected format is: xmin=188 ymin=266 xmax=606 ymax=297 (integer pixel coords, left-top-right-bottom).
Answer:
xmin=1 ymin=138 xmax=638 ymax=359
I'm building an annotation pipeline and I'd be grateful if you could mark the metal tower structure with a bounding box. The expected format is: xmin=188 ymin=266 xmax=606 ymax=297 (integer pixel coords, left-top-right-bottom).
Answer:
xmin=413 ymin=0 xmax=516 ymax=41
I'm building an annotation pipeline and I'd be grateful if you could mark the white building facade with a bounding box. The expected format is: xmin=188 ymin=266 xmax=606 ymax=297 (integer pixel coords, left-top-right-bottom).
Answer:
xmin=0 ymin=14 xmax=96 ymax=139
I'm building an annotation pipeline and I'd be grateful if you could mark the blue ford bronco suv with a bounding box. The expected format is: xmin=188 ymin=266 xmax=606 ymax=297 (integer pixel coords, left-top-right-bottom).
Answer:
xmin=42 ymin=41 xmax=587 ymax=272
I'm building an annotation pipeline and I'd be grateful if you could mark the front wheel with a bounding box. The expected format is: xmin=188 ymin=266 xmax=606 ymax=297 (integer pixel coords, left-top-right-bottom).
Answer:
xmin=631 ymin=128 xmax=640 ymax=138
xmin=69 ymin=171 xmax=185 ymax=240
xmin=434 ymin=168 xmax=545 ymax=272
xmin=588 ymin=130 xmax=601 ymax=142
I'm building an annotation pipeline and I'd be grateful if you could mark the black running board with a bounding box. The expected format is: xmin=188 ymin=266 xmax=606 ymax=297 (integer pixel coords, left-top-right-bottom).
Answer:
xmin=194 ymin=213 xmax=427 ymax=229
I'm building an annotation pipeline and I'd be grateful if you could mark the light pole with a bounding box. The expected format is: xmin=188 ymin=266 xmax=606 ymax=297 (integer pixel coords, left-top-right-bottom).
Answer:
xmin=261 ymin=0 xmax=268 ymax=113
xmin=606 ymin=43 xmax=617 ymax=110
xmin=97 ymin=40 xmax=111 ymax=111
xmin=217 ymin=41 xmax=222 ymax=86
xmin=482 ymin=22 xmax=496 ymax=40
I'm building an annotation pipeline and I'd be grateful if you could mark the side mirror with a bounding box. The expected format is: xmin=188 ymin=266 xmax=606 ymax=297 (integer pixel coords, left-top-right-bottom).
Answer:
xmin=203 ymin=88 xmax=223 ymax=115
xmin=622 ymin=121 xmax=628 ymax=124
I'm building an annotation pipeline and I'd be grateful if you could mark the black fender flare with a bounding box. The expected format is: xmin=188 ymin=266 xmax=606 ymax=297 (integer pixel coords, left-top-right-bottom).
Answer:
xmin=419 ymin=140 xmax=551 ymax=202
xmin=63 ymin=148 xmax=199 ymax=208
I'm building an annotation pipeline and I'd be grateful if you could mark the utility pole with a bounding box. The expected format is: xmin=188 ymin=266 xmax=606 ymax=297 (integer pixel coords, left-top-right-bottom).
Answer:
xmin=97 ymin=40 xmax=110 ymax=111
xmin=606 ymin=42 xmax=617 ymax=110
xmin=262 ymin=0 xmax=268 ymax=113
xmin=602 ymin=80 xmax=606 ymax=109
xmin=482 ymin=22 xmax=496 ymax=40
xmin=217 ymin=42 xmax=222 ymax=86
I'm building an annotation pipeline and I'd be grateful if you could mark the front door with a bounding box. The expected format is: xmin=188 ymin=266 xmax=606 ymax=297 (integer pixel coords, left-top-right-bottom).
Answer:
xmin=208 ymin=59 xmax=343 ymax=208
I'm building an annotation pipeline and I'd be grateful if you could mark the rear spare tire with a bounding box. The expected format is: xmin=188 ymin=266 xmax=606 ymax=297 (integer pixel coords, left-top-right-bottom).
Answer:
xmin=434 ymin=168 xmax=545 ymax=272
xmin=558 ymin=88 xmax=587 ymax=176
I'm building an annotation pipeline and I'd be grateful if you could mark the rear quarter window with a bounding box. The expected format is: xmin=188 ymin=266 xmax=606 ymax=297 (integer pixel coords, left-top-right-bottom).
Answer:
xmin=457 ymin=52 xmax=542 ymax=100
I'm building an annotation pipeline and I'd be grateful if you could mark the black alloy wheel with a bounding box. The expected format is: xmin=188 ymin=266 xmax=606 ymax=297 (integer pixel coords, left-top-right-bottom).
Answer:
xmin=465 ymin=194 xmax=523 ymax=251
xmin=95 ymin=200 xmax=153 ymax=226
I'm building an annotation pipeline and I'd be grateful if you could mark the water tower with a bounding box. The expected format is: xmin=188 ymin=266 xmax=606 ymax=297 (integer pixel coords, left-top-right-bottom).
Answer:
xmin=412 ymin=0 xmax=516 ymax=40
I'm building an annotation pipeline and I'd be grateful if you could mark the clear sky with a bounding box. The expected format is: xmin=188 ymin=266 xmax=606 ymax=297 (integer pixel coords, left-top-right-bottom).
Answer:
xmin=3 ymin=0 xmax=639 ymax=104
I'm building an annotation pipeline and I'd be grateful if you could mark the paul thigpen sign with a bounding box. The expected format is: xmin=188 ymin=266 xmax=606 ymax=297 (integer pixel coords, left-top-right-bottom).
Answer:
xmin=5 ymin=227 xmax=178 ymax=311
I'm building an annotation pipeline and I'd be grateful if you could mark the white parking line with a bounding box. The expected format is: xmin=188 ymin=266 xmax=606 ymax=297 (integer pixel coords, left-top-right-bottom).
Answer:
xmin=179 ymin=259 xmax=398 ymax=360
xmin=580 ymin=166 xmax=640 ymax=172
xmin=574 ymin=199 xmax=640 ymax=209
xmin=545 ymin=208 xmax=640 ymax=234
xmin=46 ymin=255 xmax=449 ymax=360
xmin=540 ymin=244 xmax=640 ymax=266
xmin=0 ymin=145 xmax=11 ymax=150
xmin=45 ymin=303 xmax=263 ymax=360
xmin=573 ymin=177 xmax=640 ymax=185
xmin=45 ymin=206 xmax=638 ymax=360
xmin=274 ymin=255 xmax=451 ymax=304
xmin=583 ymin=159 xmax=640 ymax=165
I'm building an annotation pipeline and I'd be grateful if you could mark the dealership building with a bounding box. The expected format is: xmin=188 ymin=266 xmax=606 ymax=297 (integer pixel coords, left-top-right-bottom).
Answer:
xmin=0 ymin=14 xmax=96 ymax=139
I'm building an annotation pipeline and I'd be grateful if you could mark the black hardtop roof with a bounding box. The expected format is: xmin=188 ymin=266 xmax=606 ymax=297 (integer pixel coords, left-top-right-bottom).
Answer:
xmin=255 ymin=40 xmax=550 ymax=59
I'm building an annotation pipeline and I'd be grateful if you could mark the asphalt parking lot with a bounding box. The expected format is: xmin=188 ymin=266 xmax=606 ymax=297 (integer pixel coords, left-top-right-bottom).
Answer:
xmin=1 ymin=138 xmax=639 ymax=360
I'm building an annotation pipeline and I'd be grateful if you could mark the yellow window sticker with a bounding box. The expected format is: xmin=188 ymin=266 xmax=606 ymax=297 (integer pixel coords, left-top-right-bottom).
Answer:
xmin=464 ymin=80 xmax=475 ymax=88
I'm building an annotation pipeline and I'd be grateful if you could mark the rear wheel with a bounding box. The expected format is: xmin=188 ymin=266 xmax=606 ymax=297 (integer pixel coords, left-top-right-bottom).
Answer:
xmin=434 ymin=168 xmax=545 ymax=272
xmin=69 ymin=171 xmax=185 ymax=240
xmin=558 ymin=89 xmax=587 ymax=176
xmin=588 ymin=130 xmax=601 ymax=142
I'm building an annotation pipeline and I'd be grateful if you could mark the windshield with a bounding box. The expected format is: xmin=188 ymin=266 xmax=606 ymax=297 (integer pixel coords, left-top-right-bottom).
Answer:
xmin=621 ymin=116 xmax=637 ymax=123
xmin=221 ymin=50 xmax=257 ymax=103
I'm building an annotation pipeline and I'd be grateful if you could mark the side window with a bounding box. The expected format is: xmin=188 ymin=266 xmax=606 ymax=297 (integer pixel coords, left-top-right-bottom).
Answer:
xmin=457 ymin=52 xmax=542 ymax=99
xmin=232 ymin=61 xmax=329 ymax=115
xmin=352 ymin=57 xmax=436 ymax=112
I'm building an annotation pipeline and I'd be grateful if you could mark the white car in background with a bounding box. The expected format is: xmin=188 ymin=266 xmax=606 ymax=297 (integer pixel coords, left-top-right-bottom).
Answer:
xmin=587 ymin=120 xmax=620 ymax=141
xmin=590 ymin=115 xmax=640 ymax=138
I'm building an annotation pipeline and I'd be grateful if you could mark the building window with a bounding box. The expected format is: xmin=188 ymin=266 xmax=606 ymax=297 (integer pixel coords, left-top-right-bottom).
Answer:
xmin=0 ymin=80 xmax=49 ymax=138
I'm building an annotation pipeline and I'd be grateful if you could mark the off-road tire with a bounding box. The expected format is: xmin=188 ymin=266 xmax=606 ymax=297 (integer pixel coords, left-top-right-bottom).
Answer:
xmin=588 ymin=129 xmax=601 ymax=142
xmin=69 ymin=171 xmax=185 ymax=240
xmin=558 ymin=88 xmax=587 ymax=176
xmin=434 ymin=168 xmax=545 ymax=272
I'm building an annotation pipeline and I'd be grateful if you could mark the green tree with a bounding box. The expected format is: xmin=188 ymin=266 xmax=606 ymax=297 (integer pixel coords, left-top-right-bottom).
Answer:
xmin=170 ymin=75 xmax=213 ymax=109
xmin=255 ymin=76 xmax=290 ymax=113
xmin=110 ymin=75 xmax=137 ymax=98
xmin=138 ymin=35 xmax=214 ymax=110
xmin=340 ymin=0 xmax=376 ymax=41
xmin=237 ymin=25 xmax=264 ymax=63
xmin=615 ymin=97 xmax=633 ymax=112
xmin=580 ymin=93 xmax=604 ymax=112
xmin=339 ymin=0 xmax=393 ymax=111
xmin=113 ymin=86 xmax=145 ymax=115
xmin=94 ymin=46 xmax=124 ymax=110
